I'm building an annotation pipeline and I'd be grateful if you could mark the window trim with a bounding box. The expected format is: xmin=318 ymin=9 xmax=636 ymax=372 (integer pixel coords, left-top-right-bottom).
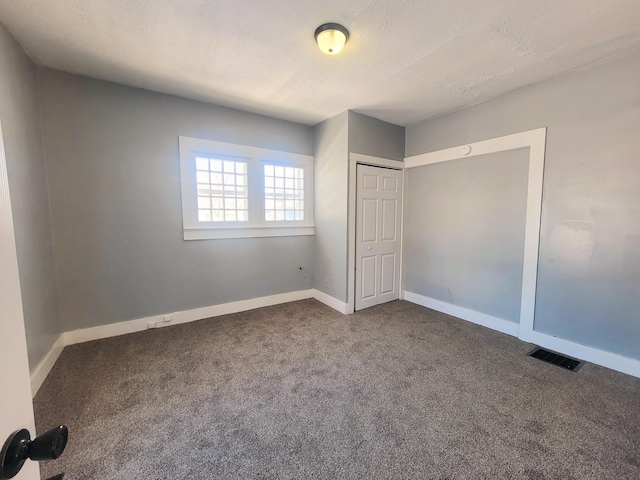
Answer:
xmin=179 ymin=136 xmax=314 ymax=240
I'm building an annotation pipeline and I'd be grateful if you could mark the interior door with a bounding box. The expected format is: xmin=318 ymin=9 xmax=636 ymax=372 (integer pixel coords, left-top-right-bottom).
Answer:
xmin=355 ymin=164 xmax=402 ymax=311
xmin=0 ymin=119 xmax=40 ymax=479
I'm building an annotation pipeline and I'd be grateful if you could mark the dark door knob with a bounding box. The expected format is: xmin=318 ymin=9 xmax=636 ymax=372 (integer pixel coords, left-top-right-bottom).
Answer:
xmin=0 ymin=426 xmax=68 ymax=479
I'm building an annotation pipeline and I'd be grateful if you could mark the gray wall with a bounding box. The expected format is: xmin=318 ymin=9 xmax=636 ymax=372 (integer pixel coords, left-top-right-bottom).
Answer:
xmin=348 ymin=111 xmax=405 ymax=161
xmin=406 ymin=51 xmax=640 ymax=360
xmin=313 ymin=112 xmax=349 ymax=301
xmin=0 ymin=23 xmax=61 ymax=369
xmin=38 ymin=69 xmax=314 ymax=331
xmin=404 ymin=149 xmax=529 ymax=322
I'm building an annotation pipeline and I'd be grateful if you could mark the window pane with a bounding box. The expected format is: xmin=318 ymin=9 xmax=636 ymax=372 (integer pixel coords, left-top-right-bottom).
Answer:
xmin=198 ymin=210 xmax=212 ymax=222
xmin=196 ymin=171 xmax=210 ymax=183
xmin=196 ymin=158 xmax=248 ymax=223
xmin=295 ymin=211 xmax=303 ymax=221
xmin=197 ymin=185 xmax=211 ymax=196
xmin=196 ymin=157 xmax=209 ymax=170
xmin=263 ymin=163 xmax=305 ymax=222
xmin=210 ymin=159 xmax=223 ymax=172
xmin=211 ymin=172 xmax=223 ymax=185
xmin=198 ymin=196 xmax=211 ymax=209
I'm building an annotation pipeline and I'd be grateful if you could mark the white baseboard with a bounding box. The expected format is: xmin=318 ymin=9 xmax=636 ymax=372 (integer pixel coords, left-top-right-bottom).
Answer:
xmin=404 ymin=290 xmax=640 ymax=379
xmin=64 ymin=289 xmax=315 ymax=346
xmin=31 ymin=290 xmax=316 ymax=396
xmin=403 ymin=291 xmax=520 ymax=337
xmin=312 ymin=289 xmax=350 ymax=314
xmin=30 ymin=335 xmax=65 ymax=397
xmin=30 ymin=289 xmax=639 ymax=395
xmin=521 ymin=330 xmax=640 ymax=378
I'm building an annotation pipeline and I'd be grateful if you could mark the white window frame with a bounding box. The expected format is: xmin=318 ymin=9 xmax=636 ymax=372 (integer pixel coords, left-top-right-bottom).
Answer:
xmin=179 ymin=136 xmax=314 ymax=240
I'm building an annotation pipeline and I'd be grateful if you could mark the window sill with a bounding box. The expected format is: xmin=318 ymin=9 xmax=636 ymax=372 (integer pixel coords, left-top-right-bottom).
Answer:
xmin=184 ymin=225 xmax=315 ymax=240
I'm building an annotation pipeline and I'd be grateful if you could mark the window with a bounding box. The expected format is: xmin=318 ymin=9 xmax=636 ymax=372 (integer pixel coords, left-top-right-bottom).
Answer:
xmin=180 ymin=136 xmax=314 ymax=240
xmin=264 ymin=164 xmax=305 ymax=222
xmin=196 ymin=157 xmax=248 ymax=222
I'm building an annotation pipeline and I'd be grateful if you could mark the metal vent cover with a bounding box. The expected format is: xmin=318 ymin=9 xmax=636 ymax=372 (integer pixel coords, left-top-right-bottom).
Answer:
xmin=528 ymin=347 xmax=584 ymax=372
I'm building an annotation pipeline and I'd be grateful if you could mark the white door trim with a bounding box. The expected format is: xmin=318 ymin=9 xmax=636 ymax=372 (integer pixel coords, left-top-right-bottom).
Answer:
xmin=404 ymin=128 xmax=547 ymax=340
xmin=0 ymin=115 xmax=40 ymax=478
xmin=350 ymin=152 xmax=406 ymax=169
xmin=348 ymin=153 xmax=404 ymax=314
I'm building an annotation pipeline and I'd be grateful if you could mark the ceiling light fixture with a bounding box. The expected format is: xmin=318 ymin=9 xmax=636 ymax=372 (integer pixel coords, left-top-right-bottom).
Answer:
xmin=314 ymin=23 xmax=349 ymax=55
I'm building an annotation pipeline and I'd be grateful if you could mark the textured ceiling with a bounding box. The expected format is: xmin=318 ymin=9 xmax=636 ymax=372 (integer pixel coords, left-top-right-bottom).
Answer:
xmin=1 ymin=0 xmax=639 ymax=126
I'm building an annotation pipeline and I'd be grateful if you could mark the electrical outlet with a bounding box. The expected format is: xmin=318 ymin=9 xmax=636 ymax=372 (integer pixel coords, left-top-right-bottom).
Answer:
xmin=149 ymin=314 xmax=173 ymax=329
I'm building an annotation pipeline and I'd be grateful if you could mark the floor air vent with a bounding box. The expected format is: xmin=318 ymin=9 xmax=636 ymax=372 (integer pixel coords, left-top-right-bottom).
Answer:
xmin=528 ymin=347 xmax=584 ymax=372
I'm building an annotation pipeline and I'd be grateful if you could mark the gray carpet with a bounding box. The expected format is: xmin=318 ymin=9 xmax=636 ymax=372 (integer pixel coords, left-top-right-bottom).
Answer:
xmin=34 ymin=299 xmax=639 ymax=479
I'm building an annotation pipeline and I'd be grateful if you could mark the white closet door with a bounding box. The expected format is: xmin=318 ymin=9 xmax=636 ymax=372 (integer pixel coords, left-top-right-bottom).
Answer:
xmin=355 ymin=164 xmax=402 ymax=311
